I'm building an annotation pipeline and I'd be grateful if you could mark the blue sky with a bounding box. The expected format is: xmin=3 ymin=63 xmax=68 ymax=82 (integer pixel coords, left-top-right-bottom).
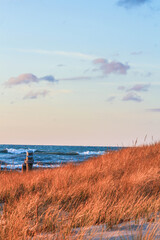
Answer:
xmin=0 ymin=0 xmax=160 ymax=146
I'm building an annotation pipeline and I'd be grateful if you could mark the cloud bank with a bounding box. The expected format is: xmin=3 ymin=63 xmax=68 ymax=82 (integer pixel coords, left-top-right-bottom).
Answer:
xmin=6 ymin=73 xmax=56 ymax=87
xmin=117 ymin=0 xmax=150 ymax=8
xmin=122 ymin=92 xmax=142 ymax=102
xmin=93 ymin=58 xmax=130 ymax=75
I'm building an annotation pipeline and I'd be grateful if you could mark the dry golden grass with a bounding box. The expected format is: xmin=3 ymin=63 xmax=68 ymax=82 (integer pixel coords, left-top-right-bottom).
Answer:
xmin=0 ymin=142 xmax=160 ymax=239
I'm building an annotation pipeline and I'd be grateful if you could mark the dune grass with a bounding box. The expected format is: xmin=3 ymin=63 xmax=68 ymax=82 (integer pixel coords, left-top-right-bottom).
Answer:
xmin=0 ymin=142 xmax=160 ymax=239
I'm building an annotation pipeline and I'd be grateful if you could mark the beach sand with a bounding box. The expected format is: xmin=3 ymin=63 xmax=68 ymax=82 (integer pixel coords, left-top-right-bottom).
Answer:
xmin=32 ymin=218 xmax=160 ymax=239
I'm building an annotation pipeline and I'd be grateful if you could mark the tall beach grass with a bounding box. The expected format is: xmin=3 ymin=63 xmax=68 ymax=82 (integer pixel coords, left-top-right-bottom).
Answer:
xmin=0 ymin=142 xmax=160 ymax=239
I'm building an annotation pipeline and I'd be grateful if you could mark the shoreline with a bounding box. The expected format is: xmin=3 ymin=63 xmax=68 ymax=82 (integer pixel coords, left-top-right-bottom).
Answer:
xmin=0 ymin=160 xmax=84 ymax=172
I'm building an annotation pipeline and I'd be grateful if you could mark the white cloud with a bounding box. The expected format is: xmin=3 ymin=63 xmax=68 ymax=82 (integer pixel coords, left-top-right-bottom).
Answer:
xmin=16 ymin=48 xmax=95 ymax=60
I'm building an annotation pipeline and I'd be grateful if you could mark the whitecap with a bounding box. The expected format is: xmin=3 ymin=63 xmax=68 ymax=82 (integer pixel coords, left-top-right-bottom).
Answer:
xmin=79 ymin=151 xmax=105 ymax=156
xmin=6 ymin=148 xmax=36 ymax=154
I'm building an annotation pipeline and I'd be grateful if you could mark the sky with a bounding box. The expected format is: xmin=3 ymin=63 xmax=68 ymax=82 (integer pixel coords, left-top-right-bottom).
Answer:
xmin=0 ymin=0 xmax=160 ymax=146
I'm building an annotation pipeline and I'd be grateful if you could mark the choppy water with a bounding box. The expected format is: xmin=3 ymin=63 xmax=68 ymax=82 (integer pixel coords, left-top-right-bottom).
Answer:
xmin=0 ymin=145 xmax=121 ymax=170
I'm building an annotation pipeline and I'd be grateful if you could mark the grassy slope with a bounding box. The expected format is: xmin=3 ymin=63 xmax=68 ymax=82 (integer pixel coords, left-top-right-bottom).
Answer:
xmin=0 ymin=143 xmax=160 ymax=239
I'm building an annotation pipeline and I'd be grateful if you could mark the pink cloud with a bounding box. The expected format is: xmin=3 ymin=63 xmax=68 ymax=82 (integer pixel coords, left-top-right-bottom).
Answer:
xmin=128 ymin=84 xmax=150 ymax=92
xmin=7 ymin=74 xmax=38 ymax=86
xmin=6 ymin=73 xmax=56 ymax=87
xmin=93 ymin=58 xmax=130 ymax=75
xmin=122 ymin=92 xmax=142 ymax=102
xmin=93 ymin=58 xmax=107 ymax=64
xmin=23 ymin=90 xmax=49 ymax=100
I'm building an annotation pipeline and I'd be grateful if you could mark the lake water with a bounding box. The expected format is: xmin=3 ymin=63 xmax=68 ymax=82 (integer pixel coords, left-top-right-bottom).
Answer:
xmin=0 ymin=144 xmax=121 ymax=170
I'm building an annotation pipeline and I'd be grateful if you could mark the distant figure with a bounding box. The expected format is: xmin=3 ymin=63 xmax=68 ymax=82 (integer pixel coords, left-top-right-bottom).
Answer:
xmin=22 ymin=150 xmax=34 ymax=172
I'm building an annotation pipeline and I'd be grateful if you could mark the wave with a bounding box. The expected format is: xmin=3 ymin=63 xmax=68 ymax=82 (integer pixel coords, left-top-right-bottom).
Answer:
xmin=0 ymin=148 xmax=105 ymax=156
xmin=34 ymin=150 xmax=105 ymax=156
xmin=79 ymin=151 xmax=105 ymax=156
xmin=0 ymin=148 xmax=36 ymax=154
xmin=0 ymin=149 xmax=8 ymax=153
xmin=35 ymin=150 xmax=79 ymax=156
